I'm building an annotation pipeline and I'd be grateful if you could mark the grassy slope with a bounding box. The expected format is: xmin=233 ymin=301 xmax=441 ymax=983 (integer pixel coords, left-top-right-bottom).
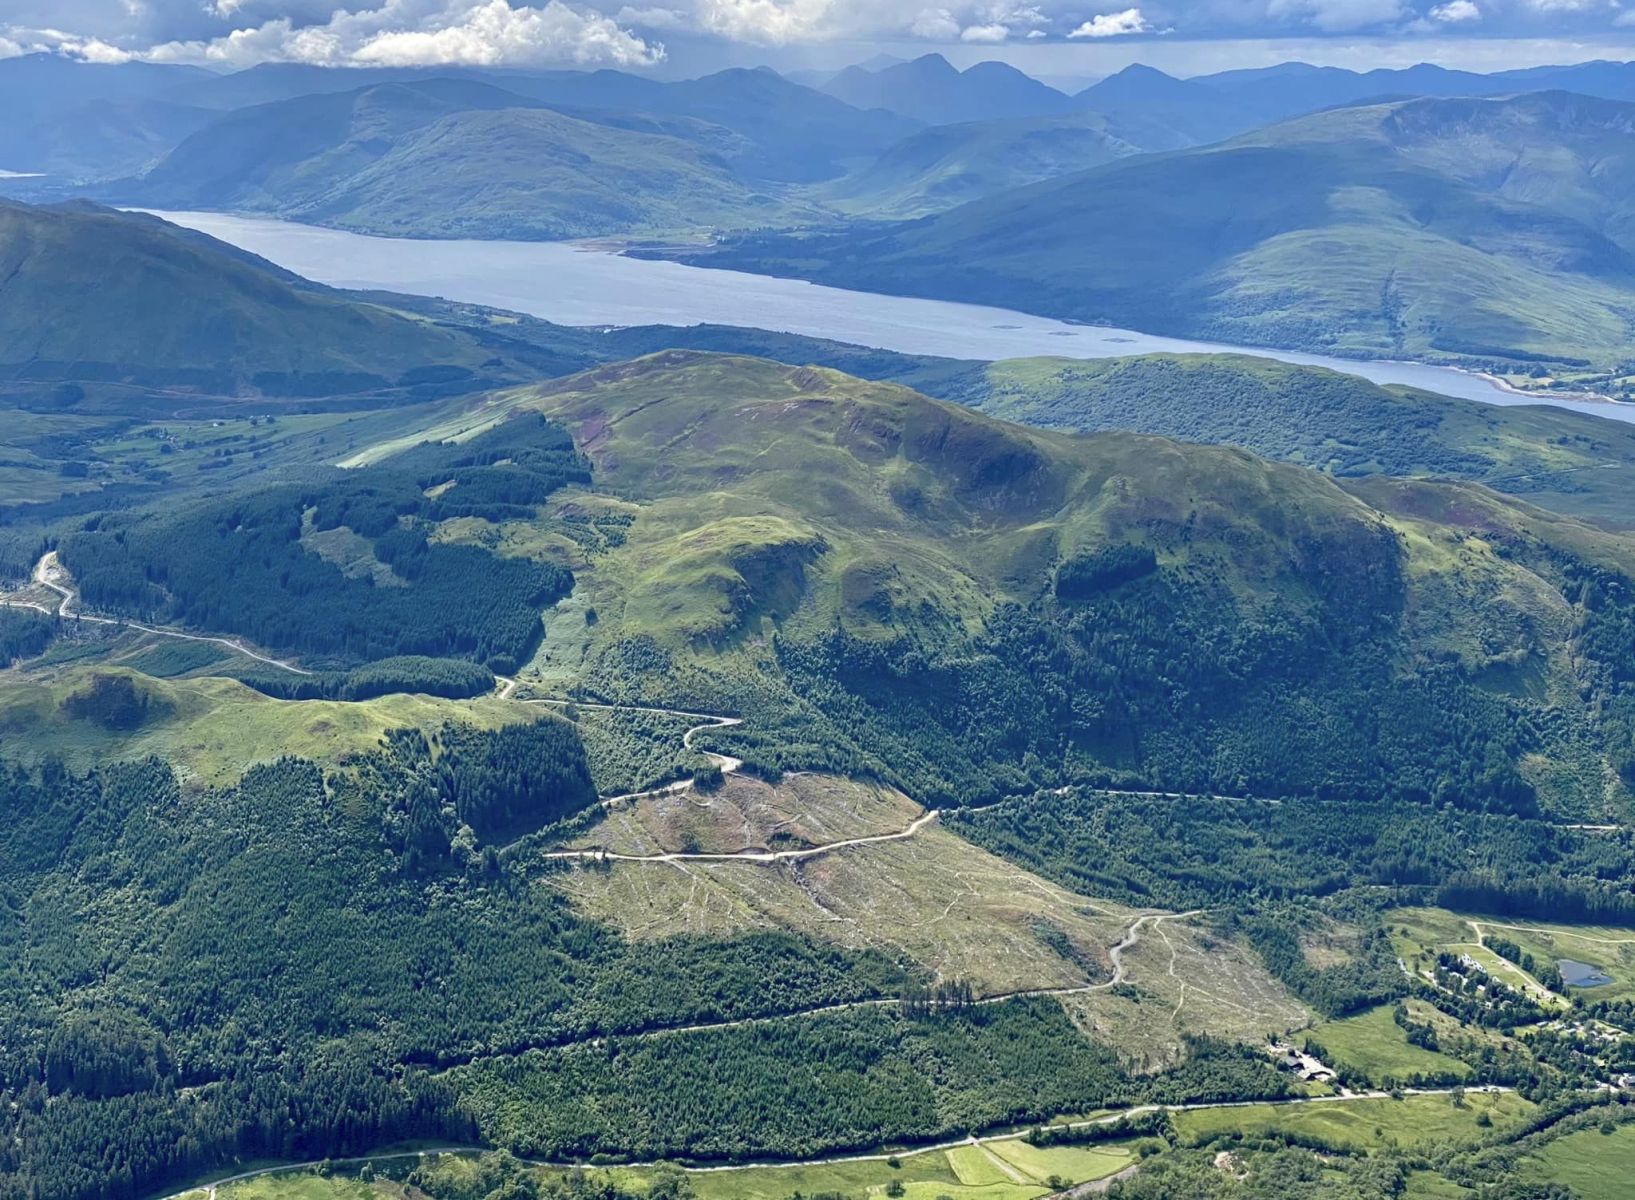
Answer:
xmin=1520 ymin=1121 xmax=1635 ymax=1199
xmin=358 ymin=350 xmax=1635 ymax=814
xmin=947 ymin=353 xmax=1635 ymax=526
xmin=488 ymin=351 xmax=1634 ymax=666
xmin=1172 ymin=1090 xmax=1533 ymax=1151
xmin=0 ymin=661 xmax=527 ymax=787
xmin=708 ymin=93 xmax=1635 ymax=368
xmin=0 ymin=200 xmax=499 ymax=392
xmin=1300 ymin=1004 xmax=1473 ymax=1083
xmin=486 ymin=352 xmax=1392 ymax=654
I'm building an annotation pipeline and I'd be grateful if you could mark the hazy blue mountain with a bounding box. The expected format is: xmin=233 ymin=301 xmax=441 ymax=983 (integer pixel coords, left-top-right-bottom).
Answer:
xmin=0 ymin=53 xmax=209 ymax=111
xmin=705 ymin=91 xmax=1635 ymax=369
xmin=119 ymin=80 xmax=813 ymax=239
xmin=821 ymin=53 xmax=1073 ymax=124
xmin=165 ymin=63 xmax=913 ymax=182
xmin=1071 ymin=64 xmax=1239 ymax=147
xmin=1081 ymin=58 xmax=1635 ymax=150
xmin=0 ymin=98 xmax=214 ymax=180
xmin=826 ymin=110 xmax=1140 ymax=216
xmin=0 ymin=55 xmax=215 ymax=178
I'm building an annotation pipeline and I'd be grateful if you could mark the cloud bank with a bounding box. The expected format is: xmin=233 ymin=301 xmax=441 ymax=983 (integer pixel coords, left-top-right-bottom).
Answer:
xmin=3 ymin=0 xmax=1635 ymax=68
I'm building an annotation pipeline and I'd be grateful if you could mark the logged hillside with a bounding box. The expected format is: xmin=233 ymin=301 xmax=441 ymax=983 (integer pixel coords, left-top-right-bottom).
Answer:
xmin=0 ymin=200 xmax=512 ymax=396
xmin=346 ymin=351 xmax=1635 ymax=815
xmin=120 ymin=80 xmax=815 ymax=239
xmin=706 ymin=92 xmax=1635 ymax=369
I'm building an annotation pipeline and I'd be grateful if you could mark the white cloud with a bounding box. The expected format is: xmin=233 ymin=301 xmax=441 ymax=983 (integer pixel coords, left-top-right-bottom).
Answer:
xmin=1429 ymin=0 xmax=1480 ymax=19
xmin=614 ymin=4 xmax=689 ymax=26
xmin=71 ymin=36 xmax=137 ymax=60
xmin=358 ymin=0 xmax=659 ymax=62
xmin=143 ymin=0 xmax=662 ymax=66
xmin=7 ymin=0 xmax=1635 ymax=65
xmin=693 ymin=0 xmax=839 ymax=42
xmin=5 ymin=25 xmax=140 ymax=60
xmin=910 ymin=6 xmax=962 ymax=36
xmin=1068 ymin=6 xmax=1150 ymax=36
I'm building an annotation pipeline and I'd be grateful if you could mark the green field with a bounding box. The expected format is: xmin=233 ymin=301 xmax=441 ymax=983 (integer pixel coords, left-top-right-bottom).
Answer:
xmin=0 ymin=663 xmax=532 ymax=785
xmin=213 ymin=1138 xmax=1136 ymax=1200
xmin=1173 ymin=1091 xmax=1532 ymax=1152
xmin=1301 ymin=1004 xmax=1472 ymax=1084
xmin=1519 ymin=1122 xmax=1635 ymax=1199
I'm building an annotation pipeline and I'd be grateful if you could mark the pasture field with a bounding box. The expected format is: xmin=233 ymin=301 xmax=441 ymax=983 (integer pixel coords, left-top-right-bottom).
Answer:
xmin=210 ymin=1137 xmax=1136 ymax=1200
xmin=1518 ymin=1121 xmax=1635 ymax=1199
xmin=1301 ymin=1003 xmax=1472 ymax=1084
xmin=1172 ymin=1090 xmax=1533 ymax=1152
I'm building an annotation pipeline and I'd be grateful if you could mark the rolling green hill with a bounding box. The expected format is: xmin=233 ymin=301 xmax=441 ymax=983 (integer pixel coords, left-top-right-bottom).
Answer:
xmin=379 ymin=351 xmax=1635 ymax=815
xmin=706 ymin=92 xmax=1635 ymax=370
xmin=17 ymin=348 xmax=1635 ymax=1197
xmin=120 ymin=80 xmax=813 ymax=240
xmin=0 ymin=200 xmax=516 ymax=396
xmin=931 ymin=353 xmax=1635 ymax=526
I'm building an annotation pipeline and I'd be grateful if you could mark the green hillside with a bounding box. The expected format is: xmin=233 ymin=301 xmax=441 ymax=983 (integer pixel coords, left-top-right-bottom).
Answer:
xmin=827 ymin=111 xmax=1140 ymax=218
xmin=392 ymin=351 xmax=1635 ymax=815
xmin=17 ymin=349 xmax=1635 ymax=1198
xmin=935 ymin=353 xmax=1635 ymax=526
xmin=122 ymin=80 xmax=817 ymax=239
xmin=0 ymin=200 xmax=509 ymax=396
xmin=708 ymin=92 xmax=1635 ymax=370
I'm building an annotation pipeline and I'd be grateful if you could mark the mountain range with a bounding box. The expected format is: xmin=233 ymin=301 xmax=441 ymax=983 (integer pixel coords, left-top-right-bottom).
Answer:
xmin=705 ymin=90 xmax=1635 ymax=369
xmin=116 ymin=79 xmax=817 ymax=240
xmin=820 ymin=53 xmax=1075 ymax=125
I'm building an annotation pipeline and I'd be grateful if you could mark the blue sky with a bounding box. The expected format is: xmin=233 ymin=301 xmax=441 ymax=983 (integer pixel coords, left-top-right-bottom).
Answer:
xmin=3 ymin=0 xmax=1631 ymax=75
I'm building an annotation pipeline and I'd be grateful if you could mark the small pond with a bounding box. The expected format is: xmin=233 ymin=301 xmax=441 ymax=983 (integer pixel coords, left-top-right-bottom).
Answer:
xmin=1558 ymin=959 xmax=1614 ymax=988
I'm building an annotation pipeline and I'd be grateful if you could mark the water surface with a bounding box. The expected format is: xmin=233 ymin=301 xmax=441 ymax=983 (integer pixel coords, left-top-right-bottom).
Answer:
xmin=1558 ymin=959 xmax=1613 ymax=987
xmin=145 ymin=210 xmax=1635 ymax=427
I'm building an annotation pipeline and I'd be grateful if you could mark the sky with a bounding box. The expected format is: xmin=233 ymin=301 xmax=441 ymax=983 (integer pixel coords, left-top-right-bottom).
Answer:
xmin=2 ymin=0 xmax=1633 ymax=79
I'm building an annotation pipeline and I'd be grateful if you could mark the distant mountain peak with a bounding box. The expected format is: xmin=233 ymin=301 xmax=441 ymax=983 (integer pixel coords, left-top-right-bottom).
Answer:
xmin=903 ymin=53 xmax=960 ymax=77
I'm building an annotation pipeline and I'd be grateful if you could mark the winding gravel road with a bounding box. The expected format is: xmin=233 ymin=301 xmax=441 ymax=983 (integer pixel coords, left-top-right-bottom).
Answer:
xmin=2 ymin=552 xmax=311 ymax=675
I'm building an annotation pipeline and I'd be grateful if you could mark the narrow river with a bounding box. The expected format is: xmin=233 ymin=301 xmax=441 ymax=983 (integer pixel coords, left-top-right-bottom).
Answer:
xmin=145 ymin=209 xmax=1635 ymax=426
